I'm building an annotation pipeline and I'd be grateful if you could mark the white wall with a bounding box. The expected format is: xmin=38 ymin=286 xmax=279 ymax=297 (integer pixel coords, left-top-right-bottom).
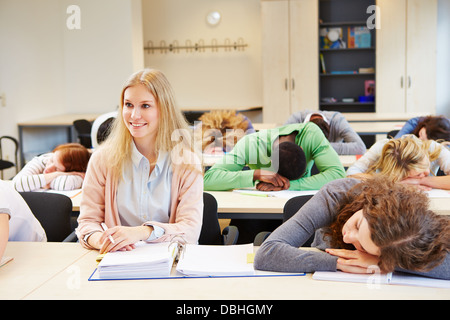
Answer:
xmin=0 ymin=0 xmax=143 ymax=177
xmin=437 ymin=0 xmax=450 ymax=117
xmin=142 ymin=0 xmax=262 ymax=109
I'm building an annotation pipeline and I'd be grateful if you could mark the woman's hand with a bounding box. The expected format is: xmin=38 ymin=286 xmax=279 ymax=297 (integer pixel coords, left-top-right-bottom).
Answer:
xmin=326 ymin=248 xmax=381 ymax=274
xmin=98 ymin=225 xmax=153 ymax=254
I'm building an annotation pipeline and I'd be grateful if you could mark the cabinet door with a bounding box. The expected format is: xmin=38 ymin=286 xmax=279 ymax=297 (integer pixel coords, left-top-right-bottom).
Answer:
xmin=262 ymin=0 xmax=291 ymax=124
xmin=376 ymin=0 xmax=407 ymax=113
xmin=290 ymin=0 xmax=319 ymax=113
xmin=405 ymin=0 xmax=437 ymax=114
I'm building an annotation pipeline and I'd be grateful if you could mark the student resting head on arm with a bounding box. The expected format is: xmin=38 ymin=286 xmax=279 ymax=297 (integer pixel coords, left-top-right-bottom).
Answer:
xmin=13 ymin=143 xmax=91 ymax=192
xmin=76 ymin=68 xmax=203 ymax=254
xmin=253 ymin=177 xmax=450 ymax=280
xmin=347 ymin=135 xmax=450 ymax=190
xmin=0 ymin=180 xmax=47 ymax=261
xmin=394 ymin=115 xmax=450 ymax=142
xmin=203 ymin=122 xmax=346 ymax=192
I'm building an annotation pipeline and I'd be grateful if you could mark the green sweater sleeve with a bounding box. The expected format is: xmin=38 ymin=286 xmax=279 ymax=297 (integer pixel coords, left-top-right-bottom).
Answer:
xmin=203 ymin=136 xmax=256 ymax=191
xmin=289 ymin=123 xmax=346 ymax=190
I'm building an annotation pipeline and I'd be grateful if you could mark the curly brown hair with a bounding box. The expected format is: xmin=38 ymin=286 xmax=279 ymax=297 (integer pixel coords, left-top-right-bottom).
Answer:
xmin=324 ymin=177 xmax=449 ymax=273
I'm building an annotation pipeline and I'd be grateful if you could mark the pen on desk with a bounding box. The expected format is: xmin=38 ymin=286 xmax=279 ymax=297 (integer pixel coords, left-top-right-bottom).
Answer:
xmin=101 ymin=222 xmax=115 ymax=244
xmin=239 ymin=192 xmax=274 ymax=198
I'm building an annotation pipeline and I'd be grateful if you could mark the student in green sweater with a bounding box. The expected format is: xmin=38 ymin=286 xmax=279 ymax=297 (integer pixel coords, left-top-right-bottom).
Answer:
xmin=204 ymin=122 xmax=346 ymax=191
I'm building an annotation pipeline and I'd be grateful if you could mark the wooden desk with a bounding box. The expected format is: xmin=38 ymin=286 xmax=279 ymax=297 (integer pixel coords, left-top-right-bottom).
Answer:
xmin=18 ymin=113 xmax=100 ymax=166
xmin=344 ymin=112 xmax=429 ymax=122
xmin=70 ymin=189 xmax=450 ymax=217
xmin=2 ymin=242 xmax=448 ymax=300
xmin=180 ymin=106 xmax=262 ymax=113
xmin=349 ymin=121 xmax=405 ymax=135
xmin=0 ymin=242 xmax=90 ymax=300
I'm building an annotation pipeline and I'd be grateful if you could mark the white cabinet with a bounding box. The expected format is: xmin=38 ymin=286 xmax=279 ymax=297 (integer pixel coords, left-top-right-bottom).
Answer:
xmin=261 ymin=0 xmax=319 ymax=124
xmin=376 ymin=0 xmax=437 ymax=114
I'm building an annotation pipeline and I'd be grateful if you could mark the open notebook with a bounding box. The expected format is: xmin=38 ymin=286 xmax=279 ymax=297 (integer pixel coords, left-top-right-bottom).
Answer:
xmin=313 ymin=271 xmax=450 ymax=288
xmin=89 ymin=242 xmax=304 ymax=281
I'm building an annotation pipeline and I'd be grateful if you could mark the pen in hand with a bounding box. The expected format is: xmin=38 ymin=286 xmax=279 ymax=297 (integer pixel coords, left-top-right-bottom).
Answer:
xmin=101 ymin=222 xmax=115 ymax=244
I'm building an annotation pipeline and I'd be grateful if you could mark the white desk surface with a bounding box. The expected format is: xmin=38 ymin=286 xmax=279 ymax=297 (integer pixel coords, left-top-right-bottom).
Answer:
xmin=70 ymin=189 xmax=450 ymax=216
xmin=1 ymin=242 xmax=448 ymax=300
xmin=18 ymin=113 xmax=100 ymax=126
xmin=343 ymin=112 xmax=430 ymax=122
xmin=349 ymin=121 xmax=405 ymax=134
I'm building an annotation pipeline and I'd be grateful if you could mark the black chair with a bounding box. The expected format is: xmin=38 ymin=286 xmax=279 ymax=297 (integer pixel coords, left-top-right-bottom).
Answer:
xmin=386 ymin=129 xmax=400 ymax=139
xmin=254 ymin=194 xmax=315 ymax=246
xmin=19 ymin=192 xmax=76 ymax=242
xmin=199 ymin=192 xmax=239 ymax=245
xmin=73 ymin=119 xmax=93 ymax=148
xmin=0 ymin=136 xmax=19 ymax=179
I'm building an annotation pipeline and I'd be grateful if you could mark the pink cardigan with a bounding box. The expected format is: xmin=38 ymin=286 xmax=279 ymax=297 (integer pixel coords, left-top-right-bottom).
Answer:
xmin=76 ymin=148 xmax=204 ymax=249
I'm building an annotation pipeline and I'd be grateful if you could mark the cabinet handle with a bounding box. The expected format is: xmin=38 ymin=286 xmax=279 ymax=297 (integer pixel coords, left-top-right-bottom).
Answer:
xmin=408 ymin=76 xmax=411 ymax=88
xmin=400 ymin=76 xmax=404 ymax=88
xmin=285 ymin=78 xmax=288 ymax=91
xmin=291 ymin=79 xmax=295 ymax=90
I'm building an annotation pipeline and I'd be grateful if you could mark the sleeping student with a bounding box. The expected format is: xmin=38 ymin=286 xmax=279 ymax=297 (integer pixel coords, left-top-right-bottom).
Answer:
xmin=13 ymin=143 xmax=90 ymax=192
xmin=76 ymin=69 xmax=203 ymax=254
xmin=254 ymin=176 xmax=450 ymax=280
xmin=347 ymin=135 xmax=450 ymax=190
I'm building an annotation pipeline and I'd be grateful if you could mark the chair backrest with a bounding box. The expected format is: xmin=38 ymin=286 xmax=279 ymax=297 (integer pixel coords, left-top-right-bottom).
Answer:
xmin=19 ymin=192 xmax=73 ymax=242
xmin=73 ymin=119 xmax=93 ymax=148
xmin=198 ymin=192 xmax=223 ymax=245
xmin=283 ymin=195 xmax=314 ymax=222
xmin=283 ymin=195 xmax=315 ymax=246
xmin=0 ymin=136 xmax=19 ymax=179
xmin=387 ymin=129 xmax=399 ymax=139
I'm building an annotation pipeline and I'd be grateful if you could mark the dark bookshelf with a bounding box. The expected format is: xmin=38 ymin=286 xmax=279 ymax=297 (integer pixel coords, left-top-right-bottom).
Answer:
xmin=318 ymin=0 xmax=376 ymax=113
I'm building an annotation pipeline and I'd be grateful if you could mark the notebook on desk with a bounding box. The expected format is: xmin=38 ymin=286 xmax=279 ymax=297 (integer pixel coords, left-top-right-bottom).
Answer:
xmin=89 ymin=242 xmax=304 ymax=281
xmin=313 ymin=271 xmax=450 ymax=288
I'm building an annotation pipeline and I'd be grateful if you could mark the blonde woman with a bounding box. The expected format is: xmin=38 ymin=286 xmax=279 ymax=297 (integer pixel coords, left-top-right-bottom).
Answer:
xmin=76 ymin=69 xmax=203 ymax=253
xmin=347 ymin=135 xmax=450 ymax=190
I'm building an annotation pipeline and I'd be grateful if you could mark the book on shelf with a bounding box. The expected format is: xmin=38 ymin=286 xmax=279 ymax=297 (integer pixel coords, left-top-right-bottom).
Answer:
xmin=365 ymin=80 xmax=375 ymax=96
xmin=319 ymin=53 xmax=326 ymax=74
xmin=353 ymin=26 xmax=371 ymax=48
xmin=359 ymin=67 xmax=375 ymax=74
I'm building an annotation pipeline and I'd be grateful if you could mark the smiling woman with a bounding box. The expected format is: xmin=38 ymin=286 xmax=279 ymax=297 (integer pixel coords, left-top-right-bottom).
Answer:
xmin=76 ymin=69 xmax=204 ymax=254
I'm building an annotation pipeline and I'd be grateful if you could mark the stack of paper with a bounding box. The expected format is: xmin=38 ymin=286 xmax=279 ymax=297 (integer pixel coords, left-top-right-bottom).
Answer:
xmin=97 ymin=242 xmax=178 ymax=279
xmin=176 ymin=243 xmax=255 ymax=277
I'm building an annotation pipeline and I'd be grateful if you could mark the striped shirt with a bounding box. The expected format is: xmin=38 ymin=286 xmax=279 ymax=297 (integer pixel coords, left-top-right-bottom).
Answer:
xmin=12 ymin=153 xmax=84 ymax=192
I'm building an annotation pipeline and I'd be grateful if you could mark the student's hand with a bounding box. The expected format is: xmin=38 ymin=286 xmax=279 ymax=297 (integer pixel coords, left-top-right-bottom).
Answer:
xmin=400 ymin=177 xmax=432 ymax=191
xmin=99 ymin=225 xmax=153 ymax=254
xmin=326 ymin=248 xmax=381 ymax=274
xmin=253 ymin=169 xmax=290 ymax=190
xmin=256 ymin=182 xmax=286 ymax=191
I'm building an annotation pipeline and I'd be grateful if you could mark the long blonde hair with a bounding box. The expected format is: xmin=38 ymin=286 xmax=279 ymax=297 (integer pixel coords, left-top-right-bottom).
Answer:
xmin=366 ymin=135 xmax=441 ymax=182
xmin=101 ymin=69 xmax=197 ymax=179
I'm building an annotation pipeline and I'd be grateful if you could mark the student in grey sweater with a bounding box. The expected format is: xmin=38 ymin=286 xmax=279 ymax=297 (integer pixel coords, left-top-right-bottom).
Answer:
xmin=285 ymin=110 xmax=366 ymax=155
xmin=254 ymin=177 xmax=450 ymax=280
